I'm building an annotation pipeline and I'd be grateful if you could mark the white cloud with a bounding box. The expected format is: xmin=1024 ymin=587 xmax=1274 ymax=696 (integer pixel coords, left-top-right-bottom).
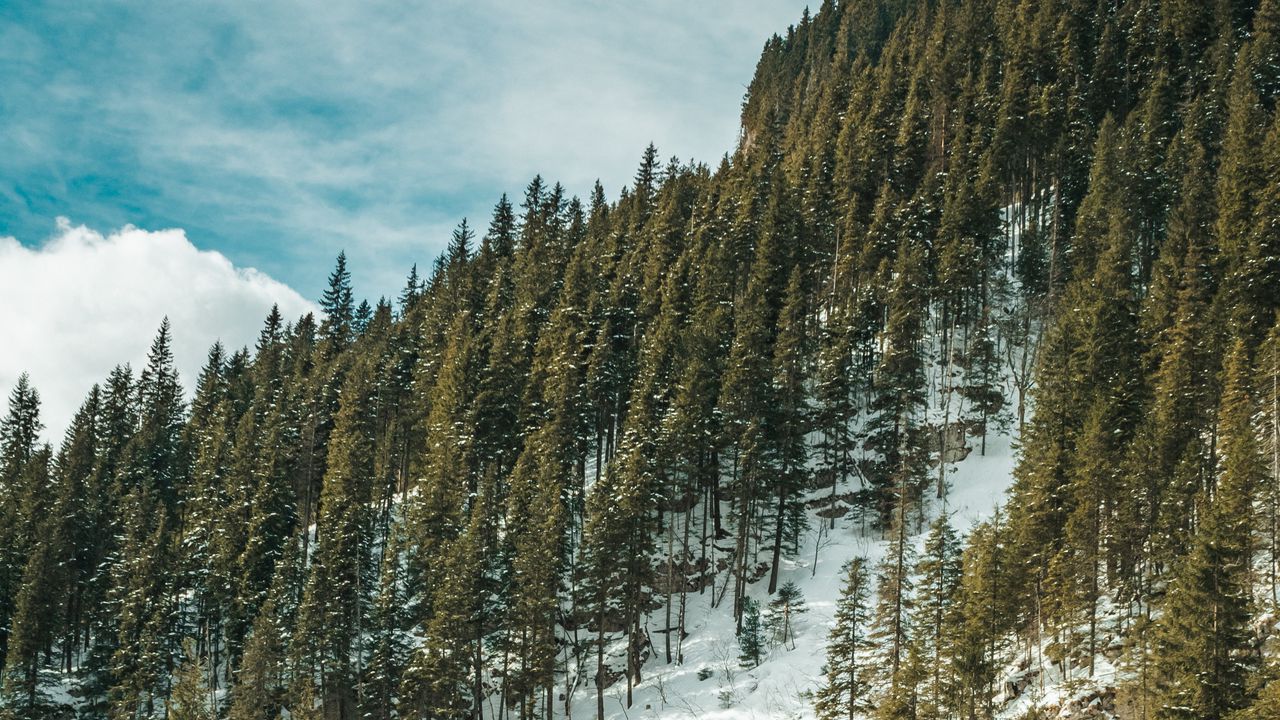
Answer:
xmin=0 ymin=219 xmax=318 ymax=442
xmin=1 ymin=0 xmax=808 ymax=298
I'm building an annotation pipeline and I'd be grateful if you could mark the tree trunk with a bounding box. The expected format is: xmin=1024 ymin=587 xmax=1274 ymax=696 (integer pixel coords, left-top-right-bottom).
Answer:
xmin=768 ymin=486 xmax=786 ymax=595
xmin=595 ymin=599 xmax=605 ymax=720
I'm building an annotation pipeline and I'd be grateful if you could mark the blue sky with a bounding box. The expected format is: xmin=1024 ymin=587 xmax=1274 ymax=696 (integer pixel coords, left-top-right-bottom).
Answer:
xmin=1 ymin=0 xmax=807 ymax=302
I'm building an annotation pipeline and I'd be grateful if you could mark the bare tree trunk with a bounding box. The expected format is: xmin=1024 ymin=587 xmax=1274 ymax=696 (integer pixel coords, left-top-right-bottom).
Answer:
xmin=768 ymin=485 xmax=786 ymax=595
xmin=664 ymin=513 xmax=674 ymax=663
xmin=678 ymin=503 xmax=691 ymax=663
xmin=595 ymin=599 xmax=605 ymax=720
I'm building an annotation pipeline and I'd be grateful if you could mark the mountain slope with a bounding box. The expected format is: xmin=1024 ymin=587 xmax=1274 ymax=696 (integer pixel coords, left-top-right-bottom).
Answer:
xmin=1 ymin=1 xmax=1279 ymax=720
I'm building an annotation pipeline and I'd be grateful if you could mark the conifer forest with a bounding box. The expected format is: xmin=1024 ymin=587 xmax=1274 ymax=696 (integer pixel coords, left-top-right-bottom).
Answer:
xmin=6 ymin=1 xmax=1280 ymax=718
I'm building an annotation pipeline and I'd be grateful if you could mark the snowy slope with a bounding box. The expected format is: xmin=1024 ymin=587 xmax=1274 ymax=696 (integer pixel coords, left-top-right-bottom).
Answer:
xmin=561 ymin=432 xmax=1020 ymax=720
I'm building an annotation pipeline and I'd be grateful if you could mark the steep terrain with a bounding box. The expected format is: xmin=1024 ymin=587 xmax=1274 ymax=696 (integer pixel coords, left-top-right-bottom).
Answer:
xmin=1 ymin=1 xmax=1280 ymax=720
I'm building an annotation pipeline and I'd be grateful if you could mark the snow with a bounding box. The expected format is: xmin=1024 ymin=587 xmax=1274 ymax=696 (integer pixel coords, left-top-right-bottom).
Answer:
xmin=562 ymin=425 xmax=1021 ymax=720
xmin=552 ymin=201 xmax=1045 ymax=720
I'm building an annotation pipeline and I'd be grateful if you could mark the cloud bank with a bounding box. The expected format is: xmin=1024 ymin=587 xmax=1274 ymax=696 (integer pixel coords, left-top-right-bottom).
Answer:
xmin=0 ymin=220 xmax=317 ymax=441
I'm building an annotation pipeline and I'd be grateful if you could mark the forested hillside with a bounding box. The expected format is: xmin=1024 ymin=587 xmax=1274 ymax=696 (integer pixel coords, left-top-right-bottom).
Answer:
xmin=3 ymin=0 xmax=1280 ymax=718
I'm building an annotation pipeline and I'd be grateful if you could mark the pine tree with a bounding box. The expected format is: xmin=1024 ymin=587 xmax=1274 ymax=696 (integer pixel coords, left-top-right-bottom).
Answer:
xmin=81 ymin=366 xmax=137 ymax=713
xmin=1 ymin=5 xmax=1276 ymax=719
xmin=1215 ymin=49 xmax=1270 ymax=347
xmin=181 ymin=346 xmax=234 ymax=686
xmin=815 ymin=558 xmax=873 ymax=720
xmin=1241 ymin=107 xmax=1280 ymax=345
xmin=763 ymin=581 xmax=807 ymax=650
xmin=872 ymin=510 xmax=916 ymax=685
xmin=229 ymin=535 xmax=302 ymax=720
xmin=737 ymin=598 xmax=764 ymax=669
xmin=228 ymin=599 xmax=287 ymax=720
xmin=910 ymin=514 xmax=963 ymax=719
xmin=108 ymin=490 xmax=179 ymax=720
xmin=1128 ymin=136 xmax=1219 ymax=580
xmin=292 ymin=353 xmax=380 ymax=720
xmin=0 ymin=446 xmax=56 ymax=719
xmin=582 ymin=432 xmax=655 ymax=716
xmin=398 ymin=264 xmax=424 ymax=315
xmin=813 ymin=296 xmax=861 ymax=524
xmin=767 ymin=267 xmax=811 ymax=593
xmin=48 ymin=388 xmax=101 ymax=681
xmin=402 ymin=491 xmax=489 ymax=720
xmin=502 ymin=463 xmax=565 ymax=720
xmin=1149 ymin=338 xmax=1261 ymax=720
xmin=169 ymin=640 xmax=213 ymax=720
xmin=1261 ymin=314 xmax=1280 ymax=610
xmin=1229 ymin=668 xmax=1280 ymax=719
xmin=0 ymin=374 xmax=43 ymax=668
xmin=959 ymin=305 xmax=1004 ymax=455
xmin=404 ymin=312 xmax=475 ymax=601
xmin=583 ymin=386 xmax=660 ymax=712
xmin=106 ymin=323 xmax=188 ymax=720
xmin=320 ymin=252 xmax=356 ymax=349
xmin=119 ymin=319 xmax=188 ymax=512
xmin=866 ymin=240 xmax=928 ymax=526
xmin=952 ymin=515 xmax=1015 ymax=719
xmin=0 ymin=374 xmax=42 ymax=488
xmin=360 ymin=542 xmax=408 ymax=720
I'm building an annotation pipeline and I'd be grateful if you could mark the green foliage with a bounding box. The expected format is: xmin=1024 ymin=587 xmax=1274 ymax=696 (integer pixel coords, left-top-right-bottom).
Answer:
xmin=737 ymin=598 xmax=764 ymax=669
xmin=763 ymin=581 xmax=807 ymax=650
xmin=5 ymin=3 xmax=1280 ymax=719
xmin=1148 ymin=339 xmax=1262 ymax=720
xmin=815 ymin=559 xmax=872 ymax=720
xmin=168 ymin=641 xmax=212 ymax=720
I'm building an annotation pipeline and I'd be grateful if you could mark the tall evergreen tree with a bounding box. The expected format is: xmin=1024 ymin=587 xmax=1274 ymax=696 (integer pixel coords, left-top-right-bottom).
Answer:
xmin=909 ymin=514 xmax=963 ymax=719
xmin=815 ymin=558 xmax=873 ymax=720
xmin=0 ymin=374 xmax=43 ymax=669
xmin=292 ymin=353 xmax=380 ymax=720
xmin=1149 ymin=339 xmax=1262 ymax=720
xmin=320 ymin=252 xmax=356 ymax=349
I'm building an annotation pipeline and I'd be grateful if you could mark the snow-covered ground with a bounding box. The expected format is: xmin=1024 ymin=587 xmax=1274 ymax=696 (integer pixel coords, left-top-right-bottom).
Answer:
xmin=563 ymin=430 xmax=1019 ymax=720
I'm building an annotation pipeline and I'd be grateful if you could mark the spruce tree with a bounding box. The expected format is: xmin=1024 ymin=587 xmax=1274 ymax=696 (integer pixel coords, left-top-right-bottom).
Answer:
xmin=910 ymin=514 xmax=963 ymax=719
xmin=815 ymin=559 xmax=873 ymax=720
xmin=169 ymin=640 xmax=213 ymax=720
xmin=292 ymin=353 xmax=380 ymax=720
xmin=1149 ymin=339 xmax=1261 ymax=720
xmin=0 ymin=374 xmax=43 ymax=668
xmin=0 ymin=447 xmax=56 ymax=718
xmin=737 ymin=598 xmax=764 ymax=669
xmin=763 ymin=581 xmax=807 ymax=650
xmin=767 ymin=267 xmax=812 ymax=593
xmin=320 ymin=252 xmax=356 ymax=349
xmin=866 ymin=240 xmax=928 ymax=526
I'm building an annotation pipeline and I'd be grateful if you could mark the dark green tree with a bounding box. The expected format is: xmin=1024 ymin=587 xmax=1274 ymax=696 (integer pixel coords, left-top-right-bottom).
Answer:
xmin=1149 ymin=339 xmax=1262 ymax=720
xmin=737 ymin=598 xmax=764 ymax=669
xmin=815 ymin=559 xmax=873 ymax=720
xmin=763 ymin=581 xmax=807 ymax=650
